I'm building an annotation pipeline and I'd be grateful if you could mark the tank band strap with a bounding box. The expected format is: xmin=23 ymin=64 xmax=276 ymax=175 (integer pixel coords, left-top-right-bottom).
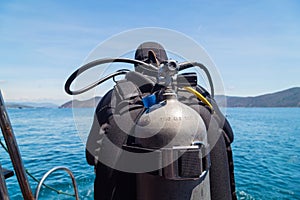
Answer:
xmin=122 ymin=144 xmax=211 ymax=181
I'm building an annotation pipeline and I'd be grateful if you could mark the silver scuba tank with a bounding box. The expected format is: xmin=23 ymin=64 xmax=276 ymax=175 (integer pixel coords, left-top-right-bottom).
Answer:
xmin=134 ymin=94 xmax=211 ymax=200
xmin=130 ymin=61 xmax=211 ymax=200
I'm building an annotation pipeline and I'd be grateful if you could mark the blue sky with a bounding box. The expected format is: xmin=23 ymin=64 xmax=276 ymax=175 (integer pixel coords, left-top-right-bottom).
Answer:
xmin=0 ymin=0 xmax=299 ymax=104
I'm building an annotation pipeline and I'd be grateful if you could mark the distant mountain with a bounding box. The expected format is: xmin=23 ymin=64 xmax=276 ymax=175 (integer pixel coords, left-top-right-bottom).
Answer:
xmin=58 ymin=87 xmax=300 ymax=108
xmin=59 ymin=97 xmax=102 ymax=108
xmin=6 ymin=103 xmax=34 ymax=109
xmin=225 ymin=87 xmax=300 ymax=107
xmin=6 ymin=102 xmax=58 ymax=108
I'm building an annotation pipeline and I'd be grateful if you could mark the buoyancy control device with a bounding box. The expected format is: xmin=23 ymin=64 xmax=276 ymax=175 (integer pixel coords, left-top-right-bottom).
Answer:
xmin=64 ymin=43 xmax=236 ymax=200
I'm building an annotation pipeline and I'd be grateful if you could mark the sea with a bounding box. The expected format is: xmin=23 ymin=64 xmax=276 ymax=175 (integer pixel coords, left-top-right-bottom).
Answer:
xmin=0 ymin=107 xmax=299 ymax=200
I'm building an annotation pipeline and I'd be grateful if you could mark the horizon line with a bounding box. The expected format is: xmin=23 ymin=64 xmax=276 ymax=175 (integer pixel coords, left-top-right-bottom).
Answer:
xmin=4 ymin=86 xmax=299 ymax=104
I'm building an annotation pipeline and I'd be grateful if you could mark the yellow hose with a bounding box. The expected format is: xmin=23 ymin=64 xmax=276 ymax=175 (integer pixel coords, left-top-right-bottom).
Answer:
xmin=184 ymin=87 xmax=213 ymax=110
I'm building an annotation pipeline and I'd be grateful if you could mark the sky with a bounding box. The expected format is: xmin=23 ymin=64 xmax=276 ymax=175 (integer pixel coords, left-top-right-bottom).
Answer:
xmin=0 ymin=0 xmax=299 ymax=104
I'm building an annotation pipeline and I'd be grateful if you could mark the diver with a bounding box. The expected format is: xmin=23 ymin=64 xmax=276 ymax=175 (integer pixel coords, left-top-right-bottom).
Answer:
xmin=84 ymin=42 xmax=236 ymax=200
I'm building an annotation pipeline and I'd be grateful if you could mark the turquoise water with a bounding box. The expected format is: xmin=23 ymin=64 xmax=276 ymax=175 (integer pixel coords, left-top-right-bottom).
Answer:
xmin=229 ymin=108 xmax=300 ymax=200
xmin=0 ymin=108 xmax=299 ymax=199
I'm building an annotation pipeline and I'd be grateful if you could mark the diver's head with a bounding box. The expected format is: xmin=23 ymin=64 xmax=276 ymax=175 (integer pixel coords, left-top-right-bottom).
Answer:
xmin=134 ymin=42 xmax=168 ymax=75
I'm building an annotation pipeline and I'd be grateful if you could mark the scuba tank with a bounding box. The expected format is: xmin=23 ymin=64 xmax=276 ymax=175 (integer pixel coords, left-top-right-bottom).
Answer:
xmin=129 ymin=61 xmax=211 ymax=200
xmin=64 ymin=43 xmax=236 ymax=200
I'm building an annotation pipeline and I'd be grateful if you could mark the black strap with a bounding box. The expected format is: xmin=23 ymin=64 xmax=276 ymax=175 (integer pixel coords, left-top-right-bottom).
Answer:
xmin=114 ymin=80 xmax=141 ymax=101
xmin=125 ymin=71 xmax=155 ymax=94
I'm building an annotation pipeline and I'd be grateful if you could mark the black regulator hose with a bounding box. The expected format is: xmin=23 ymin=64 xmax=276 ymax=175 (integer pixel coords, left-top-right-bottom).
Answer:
xmin=65 ymin=58 xmax=157 ymax=95
xmin=178 ymin=62 xmax=215 ymax=98
xmin=65 ymin=58 xmax=214 ymax=98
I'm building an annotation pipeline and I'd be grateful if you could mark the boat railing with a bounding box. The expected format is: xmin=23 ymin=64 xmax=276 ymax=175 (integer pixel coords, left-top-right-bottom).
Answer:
xmin=0 ymin=90 xmax=79 ymax=200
